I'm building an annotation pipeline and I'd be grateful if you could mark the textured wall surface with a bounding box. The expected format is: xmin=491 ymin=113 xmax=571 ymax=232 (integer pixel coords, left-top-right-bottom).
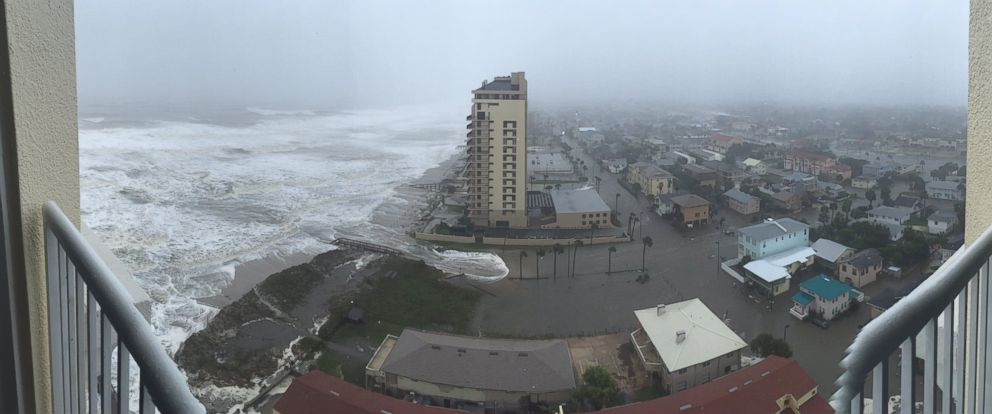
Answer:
xmin=5 ymin=0 xmax=80 ymax=412
xmin=969 ymin=1 xmax=992 ymax=243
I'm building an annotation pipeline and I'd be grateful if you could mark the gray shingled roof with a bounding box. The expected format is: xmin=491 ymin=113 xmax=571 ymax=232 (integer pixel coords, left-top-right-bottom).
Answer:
xmin=723 ymin=188 xmax=756 ymax=204
xmin=811 ymin=239 xmax=851 ymax=263
xmin=379 ymin=330 xmax=576 ymax=393
xmin=842 ymin=248 xmax=883 ymax=270
xmin=737 ymin=218 xmax=808 ymax=242
xmin=550 ymin=189 xmax=610 ymax=214
xmin=928 ymin=210 xmax=959 ymax=223
xmin=671 ymin=194 xmax=710 ymax=208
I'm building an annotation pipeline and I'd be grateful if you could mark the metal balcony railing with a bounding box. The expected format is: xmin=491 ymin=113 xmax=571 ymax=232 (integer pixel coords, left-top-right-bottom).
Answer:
xmin=831 ymin=225 xmax=992 ymax=414
xmin=44 ymin=202 xmax=204 ymax=414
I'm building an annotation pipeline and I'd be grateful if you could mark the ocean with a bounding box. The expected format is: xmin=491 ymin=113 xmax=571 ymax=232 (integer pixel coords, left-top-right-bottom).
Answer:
xmin=79 ymin=104 xmax=509 ymax=360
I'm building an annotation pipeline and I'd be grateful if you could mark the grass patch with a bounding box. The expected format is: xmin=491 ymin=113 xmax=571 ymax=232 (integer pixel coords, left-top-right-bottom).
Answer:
xmin=633 ymin=386 xmax=667 ymax=402
xmin=316 ymin=350 xmax=367 ymax=385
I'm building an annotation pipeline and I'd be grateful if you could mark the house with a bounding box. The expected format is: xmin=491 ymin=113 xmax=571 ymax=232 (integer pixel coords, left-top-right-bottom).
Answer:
xmin=810 ymin=238 xmax=854 ymax=271
xmin=741 ymin=158 xmax=767 ymax=175
xmin=682 ymin=164 xmax=719 ymax=188
xmin=790 ymin=274 xmax=861 ymax=321
xmin=867 ymin=206 xmax=913 ymax=225
xmin=629 ymin=299 xmax=747 ymax=394
xmin=770 ymin=191 xmax=802 ymax=212
xmin=783 ymin=148 xmax=839 ymax=176
xmin=852 ymin=175 xmax=877 ymax=190
xmin=837 ymin=248 xmax=883 ymax=288
xmin=588 ymin=356 xmax=832 ymax=414
xmin=867 ymin=274 xmax=926 ymax=320
xmin=603 ymin=158 xmax=628 ymax=174
xmin=737 ymin=218 xmax=810 ymax=260
xmin=742 ymin=246 xmax=816 ymax=297
xmin=708 ymin=132 xmax=741 ymax=154
xmin=628 ymin=162 xmax=675 ymax=197
xmin=893 ymin=194 xmax=923 ymax=213
xmin=273 ymin=370 xmax=465 ymax=414
xmin=670 ymin=194 xmax=711 ymax=228
xmin=862 ymin=161 xmax=910 ymax=177
xmin=723 ymin=188 xmax=760 ymax=215
xmin=779 ymin=171 xmax=817 ymax=195
xmin=815 ymin=180 xmax=848 ymax=200
xmin=702 ymin=160 xmax=747 ymax=186
xmin=927 ymin=180 xmax=965 ymax=201
xmin=822 ymin=163 xmax=853 ymax=180
xmin=545 ymin=189 xmax=612 ymax=229
xmin=928 ymin=210 xmax=959 ymax=235
xmin=365 ymin=329 xmax=576 ymax=411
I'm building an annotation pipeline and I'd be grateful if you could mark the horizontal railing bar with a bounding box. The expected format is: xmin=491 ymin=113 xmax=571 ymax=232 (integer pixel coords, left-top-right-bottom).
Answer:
xmin=832 ymin=224 xmax=992 ymax=411
xmin=43 ymin=201 xmax=204 ymax=414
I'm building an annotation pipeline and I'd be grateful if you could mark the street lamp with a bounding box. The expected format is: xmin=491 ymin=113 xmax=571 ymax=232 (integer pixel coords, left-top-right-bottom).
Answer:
xmin=615 ymin=193 xmax=621 ymax=216
xmin=784 ymin=324 xmax=790 ymax=342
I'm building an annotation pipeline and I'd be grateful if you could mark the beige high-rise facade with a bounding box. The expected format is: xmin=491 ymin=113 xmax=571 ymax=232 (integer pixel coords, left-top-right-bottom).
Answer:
xmin=466 ymin=72 xmax=528 ymax=228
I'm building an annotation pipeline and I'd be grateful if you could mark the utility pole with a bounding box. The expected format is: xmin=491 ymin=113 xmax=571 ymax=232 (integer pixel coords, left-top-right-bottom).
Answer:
xmin=715 ymin=240 xmax=721 ymax=278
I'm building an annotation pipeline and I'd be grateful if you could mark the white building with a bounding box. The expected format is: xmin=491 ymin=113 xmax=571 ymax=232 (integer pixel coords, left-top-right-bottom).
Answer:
xmin=736 ymin=218 xmax=810 ymax=260
xmin=866 ymin=206 xmax=914 ymax=225
xmin=630 ymin=299 xmax=747 ymax=394
xmin=790 ymin=275 xmax=861 ymax=321
xmin=926 ymin=180 xmax=965 ymax=201
xmin=851 ymin=175 xmax=877 ymax=190
xmin=742 ymin=246 xmax=816 ymax=297
xmin=928 ymin=210 xmax=959 ymax=235
xmin=810 ymin=238 xmax=854 ymax=271
xmin=741 ymin=158 xmax=767 ymax=175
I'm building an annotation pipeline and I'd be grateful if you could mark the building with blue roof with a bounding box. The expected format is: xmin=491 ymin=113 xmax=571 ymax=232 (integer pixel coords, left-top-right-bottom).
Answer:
xmin=789 ymin=274 xmax=863 ymax=321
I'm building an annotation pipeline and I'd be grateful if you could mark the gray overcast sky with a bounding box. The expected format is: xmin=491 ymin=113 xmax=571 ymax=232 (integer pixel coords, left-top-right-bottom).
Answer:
xmin=75 ymin=0 xmax=968 ymax=109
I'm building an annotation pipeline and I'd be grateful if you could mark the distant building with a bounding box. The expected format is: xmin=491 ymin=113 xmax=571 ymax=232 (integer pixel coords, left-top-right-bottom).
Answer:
xmin=783 ymin=148 xmax=838 ymax=176
xmin=587 ymin=356 xmax=832 ymax=414
xmin=863 ymin=161 xmax=910 ymax=177
xmin=867 ymin=206 xmax=913 ymax=225
xmin=602 ymin=158 xmax=628 ymax=174
xmin=737 ymin=218 xmax=810 ymax=260
xmin=892 ymin=194 xmax=923 ymax=213
xmin=822 ymin=163 xmax=852 ymax=180
xmin=366 ymin=329 xmax=576 ymax=412
xmin=770 ymin=191 xmax=802 ymax=212
xmin=810 ymin=238 xmax=854 ymax=272
xmin=928 ymin=210 xmax=959 ymax=235
xmin=670 ymin=194 xmax=711 ymax=227
xmin=708 ymin=132 xmax=742 ymax=154
xmin=837 ymin=248 xmax=883 ymax=288
xmin=702 ymin=161 xmax=747 ymax=186
xmin=790 ymin=274 xmax=861 ymax=321
xmin=546 ymin=189 xmax=612 ymax=229
xmin=741 ymin=158 xmax=767 ymax=175
xmin=630 ymin=299 xmax=747 ymax=394
xmin=852 ymin=175 xmax=877 ymax=190
xmin=682 ymin=164 xmax=719 ymax=188
xmin=628 ymin=162 xmax=675 ymax=197
xmin=273 ymin=370 xmax=464 ymax=414
xmin=723 ymin=188 xmax=760 ymax=215
xmin=466 ymin=72 xmax=528 ymax=228
xmin=926 ymin=180 xmax=965 ymax=201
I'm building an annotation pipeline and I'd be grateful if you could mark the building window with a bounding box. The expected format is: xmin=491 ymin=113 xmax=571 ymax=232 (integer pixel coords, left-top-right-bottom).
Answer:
xmin=678 ymin=368 xmax=688 ymax=374
xmin=678 ymin=381 xmax=687 ymax=391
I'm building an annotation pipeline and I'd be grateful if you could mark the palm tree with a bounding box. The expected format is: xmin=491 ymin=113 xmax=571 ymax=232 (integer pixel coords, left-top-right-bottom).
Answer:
xmin=535 ymin=248 xmax=546 ymax=279
xmin=519 ymin=250 xmax=528 ymax=280
xmin=641 ymin=236 xmax=653 ymax=271
xmin=594 ymin=176 xmax=602 ymax=193
xmin=842 ymin=198 xmax=853 ymax=220
xmin=589 ymin=223 xmax=599 ymax=243
xmin=571 ymin=240 xmax=584 ymax=278
xmin=607 ymin=246 xmax=617 ymax=274
xmin=552 ymin=244 xmax=563 ymax=280
xmin=865 ymin=189 xmax=876 ymax=208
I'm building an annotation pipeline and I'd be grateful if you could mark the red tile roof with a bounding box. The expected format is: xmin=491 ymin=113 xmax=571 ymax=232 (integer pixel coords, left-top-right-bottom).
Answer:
xmin=710 ymin=133 xmax=740 ymax=144
xmin=273 ymin=370 xmax=465 ymax=414
xmin=593 ymin=357 xmax=833 ymax=414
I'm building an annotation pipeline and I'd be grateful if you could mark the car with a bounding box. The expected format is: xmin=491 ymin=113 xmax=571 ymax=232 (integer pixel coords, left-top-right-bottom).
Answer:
xmin=811 ymin=318 xmax=831 ymax=329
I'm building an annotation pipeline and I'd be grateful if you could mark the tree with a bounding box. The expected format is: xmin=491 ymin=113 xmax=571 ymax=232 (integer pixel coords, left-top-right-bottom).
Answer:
xmin=607 ymin=246 xmax=617 ymax=274
xmin=842 ymin=198 xmax=852 ymax=220
xmin=535 ymin=248 xmax=545 ymax=279
xmin=573 ymin=366 xmax=620 ymax=410
xmin=818 ymin=205 xmax=830 ymax=224
xmin=589 ymin=223 xmax=600 ymax=243
xmin=518 ymin=250 xmax=528 ymax=280
xmin=571 ymin=240 xmax=584 ymax=278
xmin=750 ymin=333 xmax=793 ymax=358
xmin=641 ymin=236 xmax=653 ymax=271
xmin=865 ymin=189 xmax=876 ymax=208
xmin=552 ymin=244 xmax=564 ymax=280
xmin=594 ymin=175 xmax=602 ymax=193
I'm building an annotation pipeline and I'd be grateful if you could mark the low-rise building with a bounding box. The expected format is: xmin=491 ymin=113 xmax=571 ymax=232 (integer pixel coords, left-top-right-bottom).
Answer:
xmin=274 ymin=370 xmax=465 ymax=414
xmin=546 ymin=189 xmax=612 ymax=229
xmin=603 ymin=158 xmax=628 ymax=174
xmin=810 ymin=238 xmax=854 ymax=272
xmin=790 ymin=274 xmax=860 ymax=321
xmin=681 ymin=164 xmax=719 ymax=188
xmin=737 ymin=218 xmax=810 ymax=260
xmin=742 ymin=246 xmax=816 ymax=297
xmin=837 ymin=248 xmax=883 ymax=288
xmin=740 ymin=158 xmax=767 ymax=175
xmin=893 ymin=194 xmax=923 ymax=213
xmin=702 ymin=160 xmax=747 ymax=186
xmin=588 ymin=356 xmax=832 ymax=414
xmin=927 ymin=180 xmax=965 ymax=201
xmin=928 ymin=210 xmax=959 ymax=235
xmin=784 ymin=148 xmax=838 ymax=176
xmin=723 ymin=188 xmax=760 ymax=215
xmin=671 ymin=194 xmax=711 ymax=228
xmin=770 ymin=191 xmax=802 ymax=212
xmin=366 ymin=329 xmax=576 ymax=412
xmin=867 ymin=206 xmax=913 ymax=225
xmin=630 ymin=299 xmax=747 ymax=394
xmin=708 ymin=132 xmax=741 ymax=154
xmin=628 ymin=162 xmax=675 ymax=197
xmin=852 ymin=175 xmax=877 ymax=189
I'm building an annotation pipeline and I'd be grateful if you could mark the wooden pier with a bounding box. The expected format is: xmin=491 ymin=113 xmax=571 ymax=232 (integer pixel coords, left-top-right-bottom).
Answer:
xmin=331 ymin=238 xmax=403 ymax=255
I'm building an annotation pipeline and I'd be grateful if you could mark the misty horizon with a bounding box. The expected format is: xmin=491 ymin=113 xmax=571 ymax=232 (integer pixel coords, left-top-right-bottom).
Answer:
xmin=75 ymin=0 xmax=967 ymax=109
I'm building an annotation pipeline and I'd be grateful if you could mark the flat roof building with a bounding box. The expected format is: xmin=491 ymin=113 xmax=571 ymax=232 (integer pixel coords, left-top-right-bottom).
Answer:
xmin=546 ymin=189 xmax=612 ymax=229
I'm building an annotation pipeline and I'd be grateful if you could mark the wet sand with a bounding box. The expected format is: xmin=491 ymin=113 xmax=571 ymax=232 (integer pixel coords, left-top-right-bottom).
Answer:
xmin=198 ymin=252 xmax=315 ymax=308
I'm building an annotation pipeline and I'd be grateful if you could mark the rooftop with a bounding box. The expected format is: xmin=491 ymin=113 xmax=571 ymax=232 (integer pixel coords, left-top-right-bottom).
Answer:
xmin=811 ymin=238 xmax=851 ymax=263
xmin=742 ymin=158 xmax=764 ymax=167
xmin=868 ymin=206 xmax=914 ymax=220
xmin=723 ymin=188 xmax=757 ymax=204
xmin=841 ymin=248 xmax=883 ymax=270
xmin=762 ymin=246 xmax=815 ymax=268
xmin=737 ymin=218 xmax=809 ymax=242
xmin=592 ymin=356 xmax=831 ymax=414
xmin=743 ymin=260 xmax=791 ymax=283
xmin=550 ymin=189 xmax=611 ymax=214
xmin=683 ymin=163 xmax=717 ymax=175
xmin=929 ymin=210 xmax=959 ymax=223
xmin=633 ymin=299 xmax=747 ymax=372
xmin=800 ymin=274 xmax=853 ymax=301
xmin=671 ymin=194 xmax=711 ymax=209
xmin=273 ymin=370 xmax=465 ymax=414
xmin=927 ymin=180 xmax=965 ymax=191
xmin=376 ymin=329 xmax=576 ymax=393
xmin=710 ymin=132 xmax=740 ymax=144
